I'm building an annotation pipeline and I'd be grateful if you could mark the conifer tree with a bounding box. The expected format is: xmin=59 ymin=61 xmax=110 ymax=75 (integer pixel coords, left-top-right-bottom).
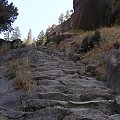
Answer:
xmin=58 ymin=13 xmax=64 ymax=24
xmin=26 ymin=29 xmax=33 ymax=45
xmin=11 ymin=26 xmax=21 ymax=40
xmin=65 ymin=10 xmax=70 ymax=20
xmin=3 ymin=31 xmax=10 ymax=41
xmin=37 ymin=30 xmax=47 ymax=45
xmin=0 ymin=0 xmax=18 ymax=32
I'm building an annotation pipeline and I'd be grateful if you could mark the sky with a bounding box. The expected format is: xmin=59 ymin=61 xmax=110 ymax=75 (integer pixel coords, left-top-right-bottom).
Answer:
xmin=1 ymin=0 xmax=73 ymax=40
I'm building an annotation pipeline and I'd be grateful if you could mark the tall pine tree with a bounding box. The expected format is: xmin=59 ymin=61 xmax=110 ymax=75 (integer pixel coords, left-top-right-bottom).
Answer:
xmin=65 ymin=10 xmax=70 ymax=20
xmin=37 ymin=30 xmax=47 ymax=45
xmin=58 ymin=13 xmax=64 ymax=24
xmin=26 ymin=29 xmax=33 ymax=45
xmin=11 ymin=26 xmax=21 ymax=40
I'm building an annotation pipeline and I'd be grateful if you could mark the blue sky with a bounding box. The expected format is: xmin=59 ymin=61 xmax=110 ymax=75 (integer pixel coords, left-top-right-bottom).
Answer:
xmin=3 ymin=0 xmax=73 ymax=39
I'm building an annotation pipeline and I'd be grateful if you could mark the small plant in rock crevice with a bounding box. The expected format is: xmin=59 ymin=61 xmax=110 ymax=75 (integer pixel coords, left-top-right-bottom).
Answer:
xmin=8 ymin=57 xmax=33 ymax=91
xmin=8 ymin=60 xmax=18 ymax=79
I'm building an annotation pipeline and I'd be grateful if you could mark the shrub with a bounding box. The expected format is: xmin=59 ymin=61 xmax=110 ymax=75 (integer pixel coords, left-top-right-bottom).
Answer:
xmin=8 ymin=60 xmax=18 ymax=79
xmin=8 ymin=57 xmax=33 ymax=91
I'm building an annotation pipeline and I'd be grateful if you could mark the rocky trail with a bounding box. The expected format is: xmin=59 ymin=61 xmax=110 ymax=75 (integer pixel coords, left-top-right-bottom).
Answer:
xmin=0 ymin=47 xmax=120 ymax=120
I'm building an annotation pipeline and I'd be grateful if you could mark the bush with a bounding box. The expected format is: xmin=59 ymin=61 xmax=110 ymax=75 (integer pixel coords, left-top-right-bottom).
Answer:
xmin=8 ymin=60 xmax=18 ymax=79
xmin=8 ymin=57 xmax=33 ymax=91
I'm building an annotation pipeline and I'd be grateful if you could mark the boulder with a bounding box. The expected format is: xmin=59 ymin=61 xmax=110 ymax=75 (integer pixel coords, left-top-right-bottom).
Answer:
xmin=105 ymin=50 xmax=120 ymax=93
xmin=76 ymin=31 xmax=101 ymax=53
xmin=0 ymin=39 xmax=11 ymax=53
xmin=11 ymin=39 xmax=22 ymax=49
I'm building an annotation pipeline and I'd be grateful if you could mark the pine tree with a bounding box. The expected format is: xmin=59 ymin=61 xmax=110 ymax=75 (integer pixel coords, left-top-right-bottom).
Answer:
xmin=11 ymin=26 xmax=21 ymax=40
xmin=65 ymin=10 xmax=70 ymax=20
xmin=46 ymin=26 xmax=51 ymax=34
xmin=26 ymin=29 xmax=33 ymax=45
xmin=51 ymin=24 xmax=56 ymax=29
xmin=3 ymin=31 xmax=10 ymax=41
xmin=37 ymin=30 xmax=47 ymax=45
xmin=58 ymin=13 xmax=64 ymax=24
xmin=0 ymin=0 xmax=18 ymax=32
xmin=45 ymin=26 xmax=51 ymax=43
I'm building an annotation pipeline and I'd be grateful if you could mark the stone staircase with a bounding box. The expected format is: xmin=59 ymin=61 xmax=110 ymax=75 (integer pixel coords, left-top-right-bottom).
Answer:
xmin=19 ymin=49 xmax=119 ymax=120
xmin=0 ymin=48 xmax=120 ymax=120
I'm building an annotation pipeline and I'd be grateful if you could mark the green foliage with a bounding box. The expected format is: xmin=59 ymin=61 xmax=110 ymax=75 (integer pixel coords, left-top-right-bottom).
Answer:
xmin=37 ymin=30 xmax=47 ymax=45
xmin=92 ymin=30 xmax=101 ymax=45
xmin=0 ymin=0 xmax=19 ymax=32
xmin=8 ymin=57 xmax=32 ymax=91
xmin=8 ymin=61 xmax=17 ymax=79
xmin=45 ymin=26 xmax=52 ymax=44
xmin=58 ymin=10 xmax=71 ymax=24
xmin=26 ymin=29 xmax=33 ymax=45
xmin=115 ymin=14 xmax=120 ymax=25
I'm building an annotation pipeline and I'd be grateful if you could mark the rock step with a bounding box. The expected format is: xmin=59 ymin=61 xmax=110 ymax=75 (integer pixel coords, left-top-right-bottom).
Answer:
xmin=21 ymin=98 xmax=115 ymax=115
xmin=63 ymin=108 xmax=110 ymax=120
xmin=36 ymin=92 xmax=80 ymax=101
xmin=22 ymin=106 xmax=69 ymax=120
xmin=34 ymin=75 xmax=55 ymax=81
xmin=34 ymin=85 xmax=66 ymax=93
xmin=21 ymin=99 xmax=67 ymax=110
xmin=67 ymin=100 xmax=115 ymax=115
xmin=65 ymin=87 xmax=113 ymax=95
xmin=59 ymin=79 xmax=108 ymax=89
xmin=24 ymin=98 xmax=115 ymax=108
xmin=34 ymin=80 xmax=61 ymax=86
xmin=0 ymin=107 xmax=27 ymax=119
xmin=67 ymin=100 xmax=114 ymax=107
xmin=34 ymin=70 xmax=64 ymax=78
xmin=34 ymin=86 xmax=114 ymax=101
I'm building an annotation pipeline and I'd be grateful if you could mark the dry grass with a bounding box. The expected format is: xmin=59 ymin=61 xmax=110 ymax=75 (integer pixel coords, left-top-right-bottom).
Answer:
xmin=8 ymin=57 xmax=33 ymax=92
xmin=81 ymin=26 xmax=120 ymax=63
xmin=58 ymin=26 xmax=120 ymax=62
xmin=58 ymin=31 xmax=95 ymax=51
xmin=79 ymin=26 xmax=120 ymax=79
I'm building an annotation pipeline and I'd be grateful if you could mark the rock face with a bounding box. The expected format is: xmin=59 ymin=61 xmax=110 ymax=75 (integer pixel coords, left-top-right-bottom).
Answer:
xmin=105 ymin=50 xmax=120 ymax=93
xmin=73 ymin=0 xmax=113 ymax=30
xmin=0 ymin=39 xmax=11 ymax=53
xmin=73 ymin=0 xmax=120 ymax=30
xmin=0 ymin=38 xmax=23 ymax=53
xmin=111 ymin=0 xmax=120 ymax=24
